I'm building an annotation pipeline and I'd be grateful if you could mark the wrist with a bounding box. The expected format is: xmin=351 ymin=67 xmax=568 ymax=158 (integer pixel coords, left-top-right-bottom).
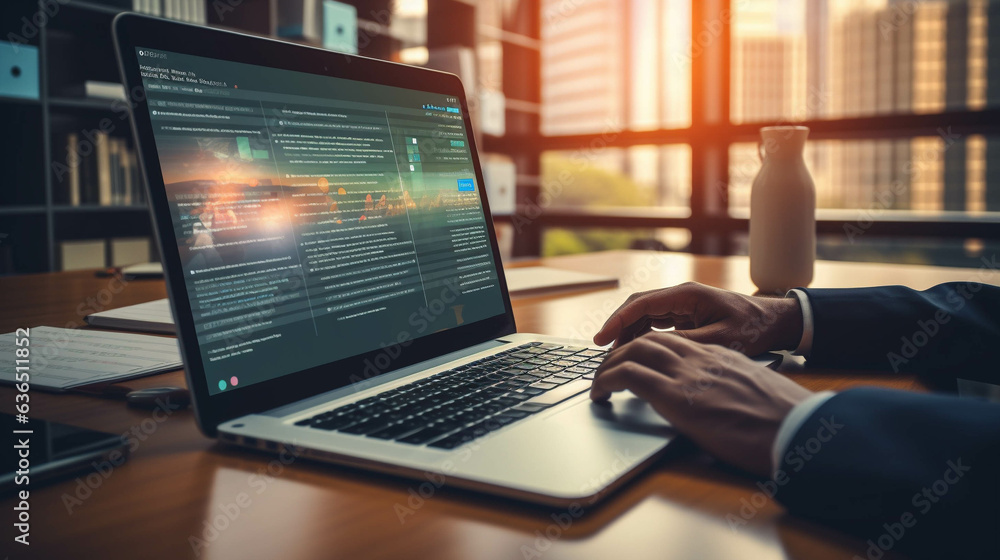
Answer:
xmin=767 ymin=296 xmax=804 ymax=351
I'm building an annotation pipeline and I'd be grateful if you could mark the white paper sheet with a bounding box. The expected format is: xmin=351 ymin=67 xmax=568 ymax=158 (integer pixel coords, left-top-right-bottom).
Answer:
xmin=0 ymin=327 xmax=182 ymax=392
xmin=504 ymin=266 xmax=619 ymax=296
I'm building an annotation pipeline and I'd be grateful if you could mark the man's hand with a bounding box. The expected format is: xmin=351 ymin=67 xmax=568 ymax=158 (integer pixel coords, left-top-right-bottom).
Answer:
xmin=593 ymin=282 xmax=804 ymax=356
xmin=591 ymin=332 xmax=813 ymax=476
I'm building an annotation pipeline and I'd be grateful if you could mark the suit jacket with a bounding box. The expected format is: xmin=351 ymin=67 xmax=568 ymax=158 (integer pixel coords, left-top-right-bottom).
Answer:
xmin=776 ymin=387 xmax=1000 ymax=558
xmin=775 ymin=284 xmax=1000 ymax=558
xmin=802 ymin=282 xmax=1000 ymax=384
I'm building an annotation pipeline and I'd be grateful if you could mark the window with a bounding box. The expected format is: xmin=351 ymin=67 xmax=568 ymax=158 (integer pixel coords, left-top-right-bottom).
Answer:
xmin=729 ymin=135 xmax=1000 ymax=215
xmin=731 ymin=0 xmax=997 ymax=122
xmin=541 ymin=146 xmax=691 ymax=210
xmin=485 ymin=0 xmax=1000 ymax=265
xmin=540 ymin=0 xmax=691 ymax=134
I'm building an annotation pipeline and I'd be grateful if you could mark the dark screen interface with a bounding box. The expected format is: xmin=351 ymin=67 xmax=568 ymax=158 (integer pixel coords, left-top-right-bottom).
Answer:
xmin=135 ymin=48 xmax=506 ymax=395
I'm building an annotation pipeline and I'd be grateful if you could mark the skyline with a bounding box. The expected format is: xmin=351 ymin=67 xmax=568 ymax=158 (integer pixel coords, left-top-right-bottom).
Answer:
xmin=539 ymin=0 xmax=1000 ymax=215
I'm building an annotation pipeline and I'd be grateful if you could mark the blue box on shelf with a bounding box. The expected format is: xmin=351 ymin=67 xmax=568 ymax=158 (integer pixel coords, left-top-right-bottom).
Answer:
xmin=0 ymin=41 xmax=39 ymax=100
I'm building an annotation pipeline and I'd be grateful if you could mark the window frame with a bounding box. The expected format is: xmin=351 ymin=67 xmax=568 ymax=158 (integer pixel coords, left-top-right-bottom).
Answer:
xmin=481 ymin=0 xmax=1000 ymax=258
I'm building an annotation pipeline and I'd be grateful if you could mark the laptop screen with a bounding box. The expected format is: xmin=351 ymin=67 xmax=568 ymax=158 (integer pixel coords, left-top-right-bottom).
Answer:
xmin=134 ymin=48 xmax=507 ymax=395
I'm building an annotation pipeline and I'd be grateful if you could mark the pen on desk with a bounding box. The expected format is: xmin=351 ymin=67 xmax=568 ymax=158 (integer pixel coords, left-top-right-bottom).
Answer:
xmin=73 ymin=383 xmax=133 ymax=398
xmin=73 ymin=383 xmax=191 ymax=408
xmin=95 ymin=267 xmax=123 ymax=278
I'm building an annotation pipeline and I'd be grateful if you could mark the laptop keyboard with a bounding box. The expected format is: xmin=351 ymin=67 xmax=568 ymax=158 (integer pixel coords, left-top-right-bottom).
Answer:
xmin=293 ymin=342 xmax=606 ymax=450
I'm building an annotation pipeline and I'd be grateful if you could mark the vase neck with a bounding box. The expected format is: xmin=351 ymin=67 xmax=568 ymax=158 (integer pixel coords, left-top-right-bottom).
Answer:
xmin=760 ymin=128 xmax=807 ymax=161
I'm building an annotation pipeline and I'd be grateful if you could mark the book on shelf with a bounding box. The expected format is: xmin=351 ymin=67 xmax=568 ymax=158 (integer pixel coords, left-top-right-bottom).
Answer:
xmin=62 ymin=132 xmax=145 ymax=206
xmin=122 ymin=142 xmax=133 ymax=206
xmin=63 ymin=80 xmax=127 ymax=101
xmin=111 ymin=237 xmax=151 ymax=267
xmin=82 ymin=136 xmax=99 ymax=205
xmin=133 ymin=0 xmax=205 ymax=24
xmin=60 ymin=240 xmax=106 ymax=271
xmin=131 ymin=151 xmax=146 ymax=205
xmin=108 ymin=136 xmax=135 ymax=206
xmin=110 ymin=138 xmax=120 ymax=206
xmin=96 ymin=132 xmax=112 ymax=206
xmin=67 ymin=133 xmax=81 ymax=206
xmin=132 ymin=0 xmax=160 ymax=16
xmin=59 ymin=237 xmax=153 ymax=271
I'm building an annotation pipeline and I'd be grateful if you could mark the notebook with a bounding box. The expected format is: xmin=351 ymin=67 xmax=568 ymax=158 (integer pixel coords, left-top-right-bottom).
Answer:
xmin=503 ymin=266 xmax=619 ymax=296
xmin=86 ymin=299 xmax=175 ymax=334
xmin=0 ymin=327 xmax=182 ymax=392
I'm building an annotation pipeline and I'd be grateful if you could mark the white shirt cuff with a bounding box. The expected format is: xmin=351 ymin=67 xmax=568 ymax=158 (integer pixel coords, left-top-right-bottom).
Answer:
xmin=771 ymin=391 xmax=836 ymax=476
xmin=785 ymin=289 xmax=814 ymax=356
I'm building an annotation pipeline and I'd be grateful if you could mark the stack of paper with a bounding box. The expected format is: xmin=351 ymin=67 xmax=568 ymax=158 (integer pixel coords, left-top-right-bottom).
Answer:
xmin=0 ymin=327 xmax=182 ymax=392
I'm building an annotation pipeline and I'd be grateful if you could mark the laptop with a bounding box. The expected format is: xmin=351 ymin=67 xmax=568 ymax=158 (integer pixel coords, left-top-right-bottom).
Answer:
xmin=113 ymin=14 xmax=775 ymax=506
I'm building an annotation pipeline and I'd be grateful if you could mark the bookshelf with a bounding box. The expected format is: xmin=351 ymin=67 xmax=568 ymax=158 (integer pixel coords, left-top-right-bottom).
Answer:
xmin=0 ymin=0 xmax=411 ymax=274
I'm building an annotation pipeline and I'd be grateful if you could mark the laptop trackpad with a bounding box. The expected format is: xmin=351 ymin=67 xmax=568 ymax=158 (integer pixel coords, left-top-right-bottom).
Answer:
xmin=448 ymin=390 xmax=675 ymax=500
xmin=550 ymin=392 xmax=675 ymax=437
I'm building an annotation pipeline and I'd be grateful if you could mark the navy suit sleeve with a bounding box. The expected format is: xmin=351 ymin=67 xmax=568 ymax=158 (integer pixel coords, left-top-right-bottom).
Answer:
xmin=801 ymin=283 xmax=1000 ymax=383
xmin=775 ymin=388 xmax=1000 ymax=559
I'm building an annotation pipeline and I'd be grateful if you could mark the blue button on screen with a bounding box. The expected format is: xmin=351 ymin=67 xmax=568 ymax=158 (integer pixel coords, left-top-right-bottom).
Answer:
xmin=457 ymin=179 xmax=474 ymax=192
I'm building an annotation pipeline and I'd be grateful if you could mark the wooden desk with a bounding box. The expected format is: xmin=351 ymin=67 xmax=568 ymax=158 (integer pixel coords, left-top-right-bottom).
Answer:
xmin=1 ymin=250 xmax=985 ymax=560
